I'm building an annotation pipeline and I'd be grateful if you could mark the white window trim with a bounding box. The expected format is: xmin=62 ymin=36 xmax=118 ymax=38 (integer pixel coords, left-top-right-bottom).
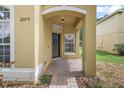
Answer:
xmin=64 ymin=52 xmax=76 ymax=55
xmin=0 ymin=5 xmax=15 ymax=62
xmin=9 ymin=6 xmax=15 ymax=62
xmin=0 ymin=6 xmax=13 ymax=62
xmin=41 ymin=6 xmax=87 ymax=15
xmin=0 ymin=5 xmax=13 ymax=62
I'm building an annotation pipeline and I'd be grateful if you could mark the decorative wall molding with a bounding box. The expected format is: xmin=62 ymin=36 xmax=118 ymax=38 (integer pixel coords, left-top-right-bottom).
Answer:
xmin=41 ymin=6 xmax=87 ymax=15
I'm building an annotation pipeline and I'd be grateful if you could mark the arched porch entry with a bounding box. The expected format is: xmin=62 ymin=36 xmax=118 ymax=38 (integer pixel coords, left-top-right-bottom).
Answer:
xmin=42 ymin=6 xmax=86 ymax=72
xmin=34 ymin=5 xmax=96 ymax=82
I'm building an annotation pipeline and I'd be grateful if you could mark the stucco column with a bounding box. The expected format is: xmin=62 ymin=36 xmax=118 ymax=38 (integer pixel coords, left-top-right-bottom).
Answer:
xmin=84 ymin=6 xmax=96 ymax=76
xmin=34 ymin=5 xmax=43 ymax=83
xmin=76 ymin=28 xmax=80 ymax=58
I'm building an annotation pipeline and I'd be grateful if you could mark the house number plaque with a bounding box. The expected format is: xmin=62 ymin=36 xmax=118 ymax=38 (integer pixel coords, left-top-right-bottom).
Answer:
xmin=20 ymin=17 xmax=31 ymax=22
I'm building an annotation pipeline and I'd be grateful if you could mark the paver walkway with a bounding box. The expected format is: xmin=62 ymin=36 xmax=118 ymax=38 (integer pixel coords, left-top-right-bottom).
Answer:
xmin=44 ymin=59 xmax=83 ymax=88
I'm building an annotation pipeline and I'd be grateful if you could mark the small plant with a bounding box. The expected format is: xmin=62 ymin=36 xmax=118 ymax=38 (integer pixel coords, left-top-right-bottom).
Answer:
xmin=91 ymin=82 xmax=103 ymax=88
xmin=39 ymin=75 xmax=52 ymax=84
xmin=0 ymin=75 xmax=3 ymax=86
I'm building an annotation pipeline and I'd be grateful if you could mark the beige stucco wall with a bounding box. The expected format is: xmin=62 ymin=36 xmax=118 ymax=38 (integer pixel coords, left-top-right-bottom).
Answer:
xmin=84 ymin=6 xmax=96 ymax=76
xmin=96 ymin=12 xmax=124 ymax=53
xmin=15 ymin=6 xmax=35 ymax=68
xmin=39 ymin=18 xmax=52 ymax=72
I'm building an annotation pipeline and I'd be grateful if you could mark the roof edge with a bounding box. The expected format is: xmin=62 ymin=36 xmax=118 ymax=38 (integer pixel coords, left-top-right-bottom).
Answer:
xmin=96 ymin=9 xmax=124 ymax=25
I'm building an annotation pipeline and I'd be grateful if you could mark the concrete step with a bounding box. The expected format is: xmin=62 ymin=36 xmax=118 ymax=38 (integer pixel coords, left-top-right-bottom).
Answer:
xmin=0 ymin=68 xmax=34 ymax=81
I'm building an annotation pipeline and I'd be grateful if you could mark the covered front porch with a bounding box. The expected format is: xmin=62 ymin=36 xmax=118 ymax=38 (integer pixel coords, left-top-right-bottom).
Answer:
xmin=34 ymin=5 xmax=96 ymax=82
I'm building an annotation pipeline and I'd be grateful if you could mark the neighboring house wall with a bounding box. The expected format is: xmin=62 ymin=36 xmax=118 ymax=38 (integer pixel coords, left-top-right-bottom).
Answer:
xmin=118 ymin=12 xmax=124 ymax=44
xmin=96 ymin=13 xmax=120 ymax=52
xmin=15 ymin=6 xmax=35 ymax=68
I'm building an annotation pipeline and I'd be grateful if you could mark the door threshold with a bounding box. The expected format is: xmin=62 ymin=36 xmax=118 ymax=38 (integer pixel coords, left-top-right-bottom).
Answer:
xmin=52 ymin=57 xmax=61 ymax=61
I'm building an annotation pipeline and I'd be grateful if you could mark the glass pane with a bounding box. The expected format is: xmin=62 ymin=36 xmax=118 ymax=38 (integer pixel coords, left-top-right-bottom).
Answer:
xmin=0 ymin=45 xmax=3 ymax=55
xmin=3 ymin=33 xmax=10 ymax=43
xmin=0 ymin=55 xmax=3 ymax=62
xmin=0 ymin=7 xmax=3 ymax=11
xmin=4 ymin=12 xmax=10 ymax=20
xmin=0 ymin=39 xmax=2 ymax=43
xmin=4 ymin=45 xmax=10 ymax=55
xmin=4 ymin=55 xmax=10 ymax=62
xmin=0 ymin=12 xmax=4 ymax=20
xmin=64 ymin=34 xmax=75 ymax=53
xmin=0 ymin=23 xmax=2 ymax=43
xmin=3 ymin=22 xmax=10 ymax=43
xmin=4 ymin=7 xmax=9 ymax=11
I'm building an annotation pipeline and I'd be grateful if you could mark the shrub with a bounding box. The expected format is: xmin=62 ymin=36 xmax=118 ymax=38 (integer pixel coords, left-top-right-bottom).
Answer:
xmin=114 ymin=44 xmax=124 ymax=56
xmin=112 ymin=49 xmax=115 ymax=52
xmin=91 ymin=82 xmax=103 ymax=88
xmin=39 ymin=75 xmax=52 ymax=84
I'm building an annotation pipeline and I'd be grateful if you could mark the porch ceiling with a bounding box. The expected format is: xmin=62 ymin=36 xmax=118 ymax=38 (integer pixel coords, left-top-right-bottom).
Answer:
xmin=46 ymin=14 xmax=82 ymax=27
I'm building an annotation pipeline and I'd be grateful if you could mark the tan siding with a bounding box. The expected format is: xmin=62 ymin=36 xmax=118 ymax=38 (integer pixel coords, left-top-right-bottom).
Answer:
xmin=118 ymin=12 xmax=124 ymax=32
xmin=118 ymin=33 xmax=124 ymax=44
xmin=96 ymin=13 xmax=121 ymax=52
xmin=97 ymin=14 xmax=119 ymax=36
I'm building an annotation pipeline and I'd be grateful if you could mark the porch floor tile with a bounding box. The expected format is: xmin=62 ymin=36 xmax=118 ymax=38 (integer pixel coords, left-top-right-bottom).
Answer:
xmin=44 ymin=59 xmax=83 ymax=88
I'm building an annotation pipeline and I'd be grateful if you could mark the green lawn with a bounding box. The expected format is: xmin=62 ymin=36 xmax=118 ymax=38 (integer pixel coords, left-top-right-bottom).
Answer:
xmin=80 ymin=48 xmax=124 ymax=64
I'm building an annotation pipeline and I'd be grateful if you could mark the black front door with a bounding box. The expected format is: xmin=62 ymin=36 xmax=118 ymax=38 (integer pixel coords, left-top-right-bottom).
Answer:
xmin=52 ymin=33 xmax=60 ymax=58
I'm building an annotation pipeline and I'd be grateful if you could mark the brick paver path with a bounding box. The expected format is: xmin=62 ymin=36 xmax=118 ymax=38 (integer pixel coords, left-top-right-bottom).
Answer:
xmin=44 ymin=59 xmax=83 ymax=88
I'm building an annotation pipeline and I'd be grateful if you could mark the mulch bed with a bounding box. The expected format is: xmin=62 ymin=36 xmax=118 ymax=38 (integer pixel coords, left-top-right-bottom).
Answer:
xmin=0 ymin=62 xmax=15 ymax=67
xmin=96 ymin=62 xmax=124 ymax=88
xmin=76 ymin=62 xmax=124 ymax=88
xmin=76 ymin=76 xmax=104 ymax=88
xmin=0 ymin=81 xmax=49 ymax=88
xmin=0 ymin=75 xmax=52 ymax=88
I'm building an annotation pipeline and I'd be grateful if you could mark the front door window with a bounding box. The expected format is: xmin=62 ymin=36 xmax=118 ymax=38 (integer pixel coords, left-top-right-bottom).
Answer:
xmin=52 ymin=33 xmax=60 ymax=58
